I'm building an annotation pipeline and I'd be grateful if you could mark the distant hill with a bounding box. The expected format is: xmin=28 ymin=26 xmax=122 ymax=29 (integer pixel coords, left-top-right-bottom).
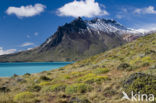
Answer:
xmin=0 ymin=17 xmax=143 ymax=62
xmin=0 ymin=33 xmax=155 ymax=103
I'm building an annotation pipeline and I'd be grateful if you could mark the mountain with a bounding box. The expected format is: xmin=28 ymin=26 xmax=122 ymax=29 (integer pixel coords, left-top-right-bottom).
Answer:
xmin=0 ymin=17 xmax=141 ymax=62
xmin=0 ymin=33 xmax=155 ymax=103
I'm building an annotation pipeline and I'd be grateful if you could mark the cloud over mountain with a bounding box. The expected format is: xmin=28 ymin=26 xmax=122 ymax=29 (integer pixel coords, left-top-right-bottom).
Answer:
xmin=6 ymin=3 xmax=46 ymax=18
xmin=57 ymin=0 xmax=108 ymax=18
xmin=0 ymin=47 xmax=16 ymax=55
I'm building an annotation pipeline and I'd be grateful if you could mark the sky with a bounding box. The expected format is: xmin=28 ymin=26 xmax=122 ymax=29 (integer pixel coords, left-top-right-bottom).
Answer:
xmin=0 ymin=0 xmax=156 ymax=55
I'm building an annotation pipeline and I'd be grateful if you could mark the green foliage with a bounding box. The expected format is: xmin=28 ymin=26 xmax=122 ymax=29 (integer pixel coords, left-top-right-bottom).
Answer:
xmin=94 ymin=67 xmax=109 ymax=74
xmin=39 ymin=81 xmax=51 ymax=86
xmin=40 ymin=76 xmax=51 ymax=81
xmin=0 ymin=33 xmax=156 ymax=103
xmin=124 ymin=73 xmax=156 ymax=96
xmin=13 ymin=92 xmax=35 ymax=103
xmin=24 ymin=73 xmax=31 ymax=77
xmin=77 ymin=73 xmax=109 ymax=84
xmin=69 ymin=97 xmax=91 ymax=103
xmin=0 ymin=86 xmax=10 ymax=93
xmin=117 ymin=63 xmax=132 ymax=71
xmin=65 ymin=83 xmax=91 ymax=94
xmin=27 ymin=85 xmax=41 ymax=92
xmin=63 ymin=75 xmax=71 ymax=79
xmin=50 ymin=84 xmax=66 ymax=92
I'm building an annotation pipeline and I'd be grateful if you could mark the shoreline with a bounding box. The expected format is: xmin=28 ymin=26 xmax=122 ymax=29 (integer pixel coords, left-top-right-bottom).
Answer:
xmin=0 ymin=62 xmax=73 ymax=77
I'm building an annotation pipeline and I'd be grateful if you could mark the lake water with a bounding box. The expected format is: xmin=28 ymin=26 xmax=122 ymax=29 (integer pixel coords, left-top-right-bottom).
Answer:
xmin=0 ymin=62 xmax=72 ymax=77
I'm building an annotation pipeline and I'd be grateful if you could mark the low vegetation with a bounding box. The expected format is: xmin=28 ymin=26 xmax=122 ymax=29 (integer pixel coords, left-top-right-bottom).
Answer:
xmin=0 ymin=33 xmax=155 ymax=103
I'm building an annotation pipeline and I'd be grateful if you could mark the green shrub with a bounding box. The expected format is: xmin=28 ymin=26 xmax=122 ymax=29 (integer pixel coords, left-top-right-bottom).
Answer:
xmin=69 ymin=97 xmax=91 ymax=103
xmin=50 ymin=84 xmax=66 ymax=92
xmin=13 ymin=92 xmax=35 ymax=103
xmin=27 ymin=85 xmax=41 ymax=92
xmin=141 ymin=56 xmax=152 ymax=63
xmin=117 ymin=63 xmax=132 ymax=71
xmin=64 ymin=75 xmax=71 ymax=79
xmin=77 ymin=73 xmax=109 ymax=84
xmin=40 ymin=76 xmax=51 ymax=81
xmin=94 ymin=68 xmax=109 ymax=74
xmin=65 ymin=83 xmax=92 ymax=94
xmin=39 ymin=81 xmax=51 ymax=86
xmin=77 ymin=73 xmax=96 ymax=83
xmin=71 ymin=71 xmax=90 ymax=78
xmin=24 ymin=73 xmax=31 ymax=77
xmin=94 ymin=76 xmax=110 ymax=82
xmin=123 ymin=73 xmax=156 ymax=96
xmin=0 ymin=86 xmax=10 ymax=93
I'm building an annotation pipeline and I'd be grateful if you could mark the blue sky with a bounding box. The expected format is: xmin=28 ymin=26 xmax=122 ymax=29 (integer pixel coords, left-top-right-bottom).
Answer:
xmin=0 ymin=0 xmax=156 ymax=55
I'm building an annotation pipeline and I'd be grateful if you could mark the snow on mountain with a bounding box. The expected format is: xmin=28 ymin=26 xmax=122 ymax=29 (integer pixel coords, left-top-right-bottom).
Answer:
xmin=86 ymin=18 xmax=145 ymax=36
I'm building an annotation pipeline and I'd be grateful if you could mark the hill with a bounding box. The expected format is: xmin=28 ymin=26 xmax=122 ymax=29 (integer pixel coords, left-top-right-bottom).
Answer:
xmin=0 ymin=17 xmax=143 ymax=62
xmin=0 ymin=33 xmax=155 ymax=103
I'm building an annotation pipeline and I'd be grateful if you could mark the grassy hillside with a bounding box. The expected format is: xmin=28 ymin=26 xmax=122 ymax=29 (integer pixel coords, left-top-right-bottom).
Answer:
xmin=0 ymin=33 xmax=155 ymax=103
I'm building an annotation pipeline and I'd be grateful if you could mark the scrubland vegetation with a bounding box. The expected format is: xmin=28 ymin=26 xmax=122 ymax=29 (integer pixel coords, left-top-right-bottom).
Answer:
xmin=0 ymin=33 xmax=156 ymax=103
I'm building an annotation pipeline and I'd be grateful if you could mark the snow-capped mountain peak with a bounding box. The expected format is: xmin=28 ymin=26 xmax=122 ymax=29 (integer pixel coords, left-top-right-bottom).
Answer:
xmin=86 ymin=18 xmax=129 ymax=34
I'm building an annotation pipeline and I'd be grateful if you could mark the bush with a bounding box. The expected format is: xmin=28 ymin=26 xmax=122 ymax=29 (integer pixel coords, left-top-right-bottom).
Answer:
xmin=27 ymin=85 xmax=41 ymax=92
xmin=39 ymin=82 xmax=51 ymax=86
xmin=117 ymin=63 xmax=132 ymax=71
xmin=64 ymin=75 xmax=71 ymax=79
xmin=77 ymin=73 xmax=109 ymax=84
xmin=50 ymin=84 xmax=66 ymax=92
xmin=94 ymin=76 xmax=110 ymax=83
xmin=13 ymin=92 xmax=35 ymax=103
xmin=0 ymin=86 xmax=10 ymax=93
xmin=40 ymin=76 xmax=51 ymax=81
xmin=77 ymin=73 xmax=96 ymax=83
xmin=141 ymin=56 xmax=152 ymax=63
xmin=123 ymin=73 xmax=156 ymax=96
xmin=24 ymin=73 xmax=31 ymax=77
xmin=65 ymin=83 xmax=91 ymax=94
xmin=94 ymin=68 xmax=109 ymax=74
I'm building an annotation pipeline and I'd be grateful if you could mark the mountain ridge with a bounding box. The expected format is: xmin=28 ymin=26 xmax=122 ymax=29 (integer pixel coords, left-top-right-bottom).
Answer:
xmin=0 ymin=17 xmax=142 ymax=62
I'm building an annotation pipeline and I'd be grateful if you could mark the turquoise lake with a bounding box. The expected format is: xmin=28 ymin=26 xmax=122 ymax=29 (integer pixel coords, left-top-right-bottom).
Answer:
xmin=0 ymin=62 xmax=72 ymax=77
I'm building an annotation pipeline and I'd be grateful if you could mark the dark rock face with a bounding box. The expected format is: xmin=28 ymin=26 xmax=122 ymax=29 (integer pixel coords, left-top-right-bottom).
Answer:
xmin=41 ymin=17 xmax=87 ymax=50
xmin=0 ymin=18 xmax=128 ymax=62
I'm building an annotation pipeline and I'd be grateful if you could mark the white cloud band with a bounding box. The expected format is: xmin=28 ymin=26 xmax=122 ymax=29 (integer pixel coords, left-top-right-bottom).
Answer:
xmin=57 ymin=0 xmax=108 ymax=18
xmin=134 ymin=6 xmax=156 ymax=14
xmin=6 ymin=3 xmax=46 ymax=18
xmin=0 ymin=47 xmax=16 ymax=55
xmin=21 ymin=42 xmax=34 ymax=47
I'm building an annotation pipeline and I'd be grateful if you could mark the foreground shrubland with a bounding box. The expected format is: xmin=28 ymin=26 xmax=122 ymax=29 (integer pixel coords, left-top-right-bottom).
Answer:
xmin=0 ymin=34 xmax=156 ymax=103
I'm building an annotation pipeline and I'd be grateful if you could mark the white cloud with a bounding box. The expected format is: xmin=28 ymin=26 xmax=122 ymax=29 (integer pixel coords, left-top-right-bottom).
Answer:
xmin=34 ymin=32 xmax=39 ymax=36
xmin=27 ymin=48 xmax=33 ymax=50
xmin=6 ymin=3 xmax=46 ymax=18
xmin=134 ymin=6 xmax=156 ymax=14
xmin=21 ymin=42 xmax=34 ymax=47
xmin=0 ymin=47 xmax=16 ymax=55
xmin=57 ymin=0 xmax=109 ymax=18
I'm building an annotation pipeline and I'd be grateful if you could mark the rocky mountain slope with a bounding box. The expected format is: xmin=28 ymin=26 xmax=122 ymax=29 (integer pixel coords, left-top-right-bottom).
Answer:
xmin=0 ymin=33 xmax=155 ymax=103
xmin=0 ymin=17 xmax=142 ymax=62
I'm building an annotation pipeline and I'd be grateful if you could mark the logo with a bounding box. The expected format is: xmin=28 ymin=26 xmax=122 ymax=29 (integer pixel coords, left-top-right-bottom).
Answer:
xmin=122 ymin=91 xmax=155 ymax=102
